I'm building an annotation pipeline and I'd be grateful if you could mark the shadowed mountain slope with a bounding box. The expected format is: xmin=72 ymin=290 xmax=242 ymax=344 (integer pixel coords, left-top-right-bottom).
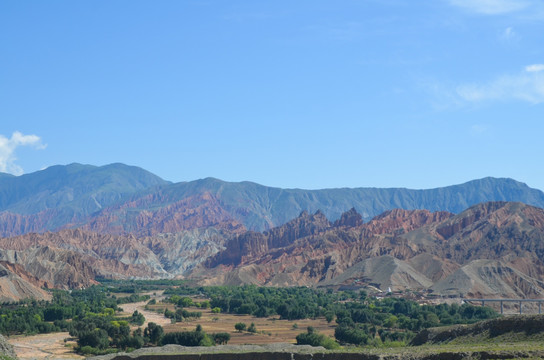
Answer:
xmin=0 ymin=163 xmax=169 ymax=236
xmin=2 ymin=163 xmax=544 ymax=236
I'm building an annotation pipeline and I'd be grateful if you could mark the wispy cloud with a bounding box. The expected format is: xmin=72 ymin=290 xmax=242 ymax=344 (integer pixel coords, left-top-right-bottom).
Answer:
xmin=0 ymin=131 xmax=46 ymax=175
xmin=448 ymin=0 xmax=530 ymax=15
xmin=499 ymin=26 xmax=519 ymax=42
xmin=526 ymin=64 xmax=544 ymax=72
xmin=455 ymin=64 xmax=544 ymax=104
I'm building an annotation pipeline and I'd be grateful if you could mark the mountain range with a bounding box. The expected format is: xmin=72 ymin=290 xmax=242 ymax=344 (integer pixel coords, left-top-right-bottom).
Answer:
xmin=1 ymin=163 xmax=544 ymax=302
xmin=1 ymin=163 xmax=544 ymax=237
xmin=192 ymin=202 xmax=544 ymax=300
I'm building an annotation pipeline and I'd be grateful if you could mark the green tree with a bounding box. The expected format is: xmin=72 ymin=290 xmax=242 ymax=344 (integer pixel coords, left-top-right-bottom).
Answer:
xmin=77 ymin=329 xmax=110 ymax=350
xmin=144 ymin=322 xmax=164 ymax=345
xmin=296 ymin=327 xmax=339 ymax=350
xmin=234 ymin=322 xmax=246 ymax=332
xmin=212 ymin=332 xmax=231 ymax=345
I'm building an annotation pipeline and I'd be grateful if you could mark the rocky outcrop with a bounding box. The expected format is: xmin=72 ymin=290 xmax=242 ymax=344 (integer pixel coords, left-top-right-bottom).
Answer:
xmin=79 ymin=193 xmax=245 ymax=236
xmin=206 ymin=210 xmax=331 ymax=268
xmin=0 ymin=246 xmax=98 ymax=290
xmin=0 ymin=225 xmax=236 ymax=288
xmin=197 ymin=202 xmax=544 ymax=298
xmin=0 ymin=333 xmax=16 ymax=359
xmin=2 ymin=200 xmax=544 ymax=299
xmin=0 ymin=262 xmax=51 ymax=302
xmin=333 ymin=208 xmax=363 ymax=228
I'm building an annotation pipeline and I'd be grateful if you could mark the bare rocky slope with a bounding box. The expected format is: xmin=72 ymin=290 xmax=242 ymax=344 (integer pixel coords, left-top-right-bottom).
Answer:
xmin=0 ymin=226 xmax=239 ymax=290
xmin=1 ymin=198 xmax=544 ymax=300
xmin=193 ymin=202 xmax=544 ymax=299
xmin=0 ymin=261 xmax=51 ymax=302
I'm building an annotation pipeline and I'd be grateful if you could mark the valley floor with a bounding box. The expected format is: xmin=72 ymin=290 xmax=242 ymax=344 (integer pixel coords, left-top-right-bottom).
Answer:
xmin=8 ymin=332 xmax=82 ymax=360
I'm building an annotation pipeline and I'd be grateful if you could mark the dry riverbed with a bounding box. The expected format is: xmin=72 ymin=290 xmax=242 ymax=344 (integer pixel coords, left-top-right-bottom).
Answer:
xmin=8 ymin=332 xmax=83 ymax=360
xmin=7 ymin=298 xmax=169 ymax=359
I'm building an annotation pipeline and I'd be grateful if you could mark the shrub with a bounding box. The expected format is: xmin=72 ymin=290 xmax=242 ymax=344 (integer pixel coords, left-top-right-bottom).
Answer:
xmin=212 ymin=332 xmax=231 ymax=345
xmin=234 ymin=322 xmax=246 ymax=332
xmin=296 ymin=327 xmax=340 ymax=350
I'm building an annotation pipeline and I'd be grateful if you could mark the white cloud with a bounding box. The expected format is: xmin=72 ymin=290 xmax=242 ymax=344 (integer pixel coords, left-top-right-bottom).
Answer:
xmin=449 ymin=0 xmax=530 ymax=15
xmin=455 ymin=65 xmax=544 ymax=104
xmin=0 ymin=131 xmax=46 ymax=175
xmin=503 ymin=26 xmax=514 ymax=37
xmin=525 ymin=64 xmax=544 ymax=72
xmin=500 ymin=27 xmax=519 ymax=42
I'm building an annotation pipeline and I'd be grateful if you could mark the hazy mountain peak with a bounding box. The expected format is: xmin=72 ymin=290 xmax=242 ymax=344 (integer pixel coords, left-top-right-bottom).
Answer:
xmin=1 ymin=163 xmax=544 ymax=236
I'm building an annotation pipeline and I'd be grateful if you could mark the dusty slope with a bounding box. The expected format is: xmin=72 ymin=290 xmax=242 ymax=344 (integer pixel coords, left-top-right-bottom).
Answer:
xmin=0 ymin=225 xmax=237 ymax=288
xmin=0 ymin=262 xmax=51 ymax=302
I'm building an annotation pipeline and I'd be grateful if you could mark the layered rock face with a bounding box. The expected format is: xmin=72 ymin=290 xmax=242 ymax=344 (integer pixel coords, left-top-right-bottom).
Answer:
xmin=1 ymin=197 xmax=544 ymax=300
xmin=0 ymin=226 xmax=236 ymax=292
xmin=0 ymin=261 xmax=51 ymax=302
xmin=195 ymin=202 xmax=544 ymax=299
xmin=77 ymin=193 xmax=245 ymax=236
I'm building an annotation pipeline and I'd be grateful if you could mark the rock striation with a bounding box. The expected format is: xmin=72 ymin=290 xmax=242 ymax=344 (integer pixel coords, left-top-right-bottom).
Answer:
xmin=195 ymin=202 xmax=544 ymax=299
xmin=0 ymin=261 xmax=51 ymax=302
xmin=2 ymin=196 xmax=544 ymax=300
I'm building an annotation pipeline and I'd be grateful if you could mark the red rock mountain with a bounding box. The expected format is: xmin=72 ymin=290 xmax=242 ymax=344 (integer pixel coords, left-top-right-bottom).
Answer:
xmin=194 ymin=202 xmax=544 ymax=299
xmin=0 ymin=261 xmax=51 ymax=302
xmin=75 ymin=193 xmax=245 ymax=236
xmin=1 ymin=200 xmax=544 ymax=300
xmin=0 ymin=225 xmax=239 ymax=291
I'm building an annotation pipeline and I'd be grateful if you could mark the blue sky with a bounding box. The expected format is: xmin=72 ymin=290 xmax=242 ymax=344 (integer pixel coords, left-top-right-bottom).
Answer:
xmin=1 ymin=0 xmax=543 ymax=190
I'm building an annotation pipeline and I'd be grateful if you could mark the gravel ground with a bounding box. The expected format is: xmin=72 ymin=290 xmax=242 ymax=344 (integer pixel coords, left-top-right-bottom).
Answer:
xmin=8 ymin=332 xmax=84 ymax=360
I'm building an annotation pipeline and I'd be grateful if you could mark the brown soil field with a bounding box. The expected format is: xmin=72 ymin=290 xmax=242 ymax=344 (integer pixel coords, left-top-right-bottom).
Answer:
xmin=122 ymin=299 xmax=336 ymax=345
xmin=161 ymin=307 xmax=336 ymax=345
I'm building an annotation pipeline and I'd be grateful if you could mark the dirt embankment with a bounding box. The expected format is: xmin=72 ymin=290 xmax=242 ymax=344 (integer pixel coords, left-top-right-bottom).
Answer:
xmin=411 ymin=314 xmax=544 ymax=345
xmin=90 ymin=343 xmax=544 ymax=360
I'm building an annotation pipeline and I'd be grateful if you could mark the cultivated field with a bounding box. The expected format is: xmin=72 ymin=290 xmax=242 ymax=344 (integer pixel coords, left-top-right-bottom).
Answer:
xmin=141 ymin=301 xmax=336 ymax=345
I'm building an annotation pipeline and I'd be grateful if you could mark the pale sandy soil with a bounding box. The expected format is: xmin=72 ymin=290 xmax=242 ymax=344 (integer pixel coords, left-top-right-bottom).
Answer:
xmin=118 ymin=300 xmax=172 ymax=327
xmin=8 ymin=332 xmax=83 ymax=360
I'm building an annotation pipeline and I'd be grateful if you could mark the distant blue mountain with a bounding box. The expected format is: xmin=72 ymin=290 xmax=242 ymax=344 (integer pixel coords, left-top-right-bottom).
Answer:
xmin=0 ymin=163 xmax=543 ymax=235
xmin=0 ymin=162 xmax=169 ymax=216
xmin=154 ymin=176 xmax=544 ymax=230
